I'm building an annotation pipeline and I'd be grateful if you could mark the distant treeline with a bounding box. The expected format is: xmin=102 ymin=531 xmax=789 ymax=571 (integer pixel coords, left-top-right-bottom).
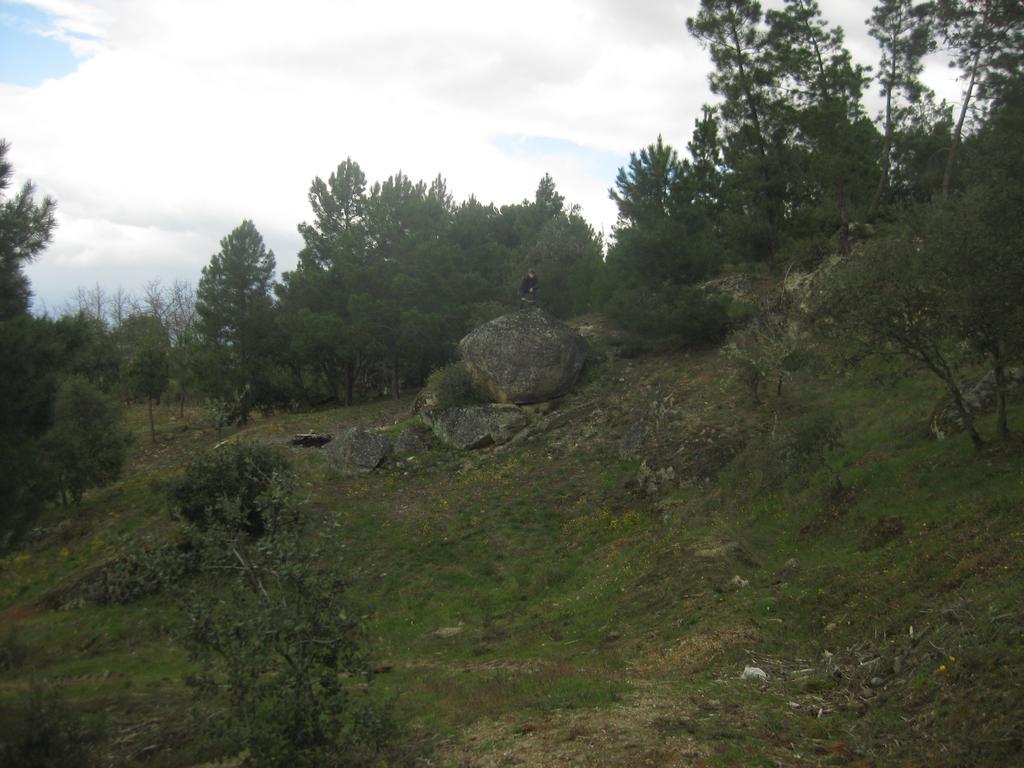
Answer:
xmin=2 ymin=0 xmax=1022 ymax=539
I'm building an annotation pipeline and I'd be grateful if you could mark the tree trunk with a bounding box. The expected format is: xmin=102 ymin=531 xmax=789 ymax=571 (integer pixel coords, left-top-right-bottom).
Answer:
xmin=869 ymin=86 xmax=895 ymax=218
xmin=390 ymin=353 xmax=400 ymax=400
xmin=944 ymin=375 xmax=984 ymax=450
xmin=837 ymin=182 xmax=851 ymax=256
xmin=344 ymin=360 xmax=355 ymax=406
xmin=943 ymin=51 xmax=980 ymax=201
xmin=148 ymin=397 xmax=156 ymax=444
xmin=994 ymin=357 xmax=1009 ymax=440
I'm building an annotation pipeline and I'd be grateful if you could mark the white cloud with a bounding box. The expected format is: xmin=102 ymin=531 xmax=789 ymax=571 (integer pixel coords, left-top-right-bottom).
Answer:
xmin=4 ymin=0 xmax=966 ymax=310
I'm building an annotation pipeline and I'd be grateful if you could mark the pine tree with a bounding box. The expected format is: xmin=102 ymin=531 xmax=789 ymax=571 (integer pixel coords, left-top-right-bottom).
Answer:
xmin=196 ymin=220 xmax=277 ymax=421
xmin=687 ymin=0 xmax=786 ymax=265
xmin=867 ymin=0 xmax=935 ymax=216
xmin=766 ymin=0 xmax=872 ymax=254
xmin=0 ymin=140 xmax=56 ymax=320
xmin=934 ymin=0 xmax=1024 ymax=198
xmin=0 ymin=141 xmax=60 ymax=542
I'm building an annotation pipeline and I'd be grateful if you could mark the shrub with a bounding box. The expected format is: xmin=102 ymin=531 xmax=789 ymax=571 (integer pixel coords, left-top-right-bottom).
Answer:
xmin=428 ymin=361 xmax=490 ymax=409
xmin=169 ymin=442 xmax=293 ymax=536
xmin=181 ymin=461 xmax=410 ymax=767
xmin=92 ymin=541 xmax=196 ymax=604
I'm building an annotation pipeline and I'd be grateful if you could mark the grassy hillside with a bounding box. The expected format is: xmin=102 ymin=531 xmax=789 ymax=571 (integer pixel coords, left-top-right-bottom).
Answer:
xmin=1 ymin=318 xmax=1022 ymax=767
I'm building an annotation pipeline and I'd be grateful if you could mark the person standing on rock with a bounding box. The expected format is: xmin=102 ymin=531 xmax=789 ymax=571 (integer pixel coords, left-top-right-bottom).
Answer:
xmin=517 ymin=268 xmax=538 ymax=310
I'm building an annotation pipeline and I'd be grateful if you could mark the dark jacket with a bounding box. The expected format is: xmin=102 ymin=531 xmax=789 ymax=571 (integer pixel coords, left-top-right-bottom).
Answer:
xmin=518 ymin=273 xmax=538 ymax=297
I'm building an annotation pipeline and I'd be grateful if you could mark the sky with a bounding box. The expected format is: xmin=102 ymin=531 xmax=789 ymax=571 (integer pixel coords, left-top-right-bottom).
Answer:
xmin=1 ymin=0 xmax=965 ymax=314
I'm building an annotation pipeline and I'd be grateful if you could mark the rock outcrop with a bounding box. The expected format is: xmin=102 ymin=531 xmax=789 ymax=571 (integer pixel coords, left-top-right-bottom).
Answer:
xmin=325 ymin=427 xmax=391 ymax=473
xmin=392 ymin=423 xmax=436 ymax=456
xmin=459 ymin=309 xmax=588 ymax=404
xmin=931 ymin=366 xmax=1024 ymax=439
xmin=429 ymin=404 xmax=528 ymax=450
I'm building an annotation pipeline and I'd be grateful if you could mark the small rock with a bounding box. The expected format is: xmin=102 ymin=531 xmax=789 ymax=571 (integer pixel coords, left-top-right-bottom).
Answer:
xmin=636 ymin=459 xmax=676 ymax=496
xmin=784 ymin=558 xmax=800 ymax=570
xmin=870 ymin=677 xmax=886 ymax=688
xmin=730 ymin=575 xmax=750 ymax=589
xmin=893 ymin=656 xmax=905 ymax=674
xmin=431 ymin=625 xmax=464 ymax=639
xmin=741 ymin=666 xmax=768 ymax=681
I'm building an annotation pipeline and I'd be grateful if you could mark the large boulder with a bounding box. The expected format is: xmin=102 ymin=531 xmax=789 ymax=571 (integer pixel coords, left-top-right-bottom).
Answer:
xmin=392 ymin=423 xmax=436 ymax=456
xmin=325 ymin=427 xmax=391 ymax=473
xmin=429 ymin=405 xmax=528 ymax=450
xmin=459 ymin=309 xmax=588 ymax=404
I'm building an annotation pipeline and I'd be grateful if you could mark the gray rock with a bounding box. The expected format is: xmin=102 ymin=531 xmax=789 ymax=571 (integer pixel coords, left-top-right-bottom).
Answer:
xmin=392 ymin=424 xmax=435 ymax=456
xmin=619 ymin=393 xmax=674 ymax=461
xmin=619 ymin=419 xmax=653 ymax=462
xmin=431 ymin=624 xmax=464 ymax=639
xmin=741 ymin=666 xmax=768 ymax=681
xmin=325 ymin=427 xmax=391 ymax=473
xmin=532 ymin=401 xmax=596 ymax=436
xmin=636 ymin=459 xmax=676 ymax=496
xmin=459 ymin=309 xmax=588 ymax=404
xmin=932 ymin=366 xmax=1024 ymax=439
xmin=430 ymin=404 xmax=528 ymax=450
xmin=412 ymin=387 xmax=439 ymax=416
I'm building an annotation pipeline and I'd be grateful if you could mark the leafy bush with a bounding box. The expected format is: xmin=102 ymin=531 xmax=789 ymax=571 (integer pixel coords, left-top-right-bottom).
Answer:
xmin=169 ymin=442 xmax=293 ymax=536
xmin=180 ymin=453 xmax=410 ymax=767
xmin=92 ymin=541 xmax=196 ymax=604
xmin=428 ymin=361 xmax=490 ymax=409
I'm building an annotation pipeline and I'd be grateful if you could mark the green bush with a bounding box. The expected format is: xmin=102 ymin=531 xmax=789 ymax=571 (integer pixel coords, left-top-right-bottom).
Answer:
xmin=181 ymin=465 xmax=410 ymax=767
xmin=170 ymin=442 xmax=293 ymax=537
xmin=428 ymin=361 xmax=490 ymax=409
xmin=92 ymin=541 xmax=196 ymax=604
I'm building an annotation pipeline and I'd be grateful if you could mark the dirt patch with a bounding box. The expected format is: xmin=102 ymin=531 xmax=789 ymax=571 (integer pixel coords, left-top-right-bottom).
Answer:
xmin=427 ymin=686 xmax=711 ymax=767
xmin=635 ymin=625 xmax=758 ymax=676
xmin=0 ymin=604 xmax=41 ymax=625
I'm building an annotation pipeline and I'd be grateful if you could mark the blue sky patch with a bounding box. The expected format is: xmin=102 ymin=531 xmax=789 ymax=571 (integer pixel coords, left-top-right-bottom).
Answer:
xmin=493 ymin=134 xmax=625 ymax=185
xmin=0 ymin=2 xmax=79 ymax=86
